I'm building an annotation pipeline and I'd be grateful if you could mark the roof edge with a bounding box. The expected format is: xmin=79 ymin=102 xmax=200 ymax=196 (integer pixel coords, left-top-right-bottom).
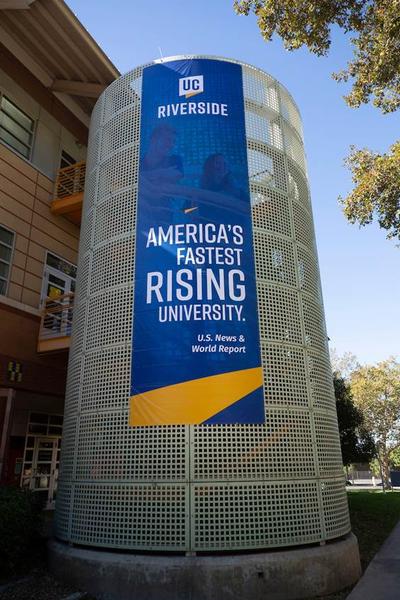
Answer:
xmin=58 ymin=0 xmax=120 ymax=79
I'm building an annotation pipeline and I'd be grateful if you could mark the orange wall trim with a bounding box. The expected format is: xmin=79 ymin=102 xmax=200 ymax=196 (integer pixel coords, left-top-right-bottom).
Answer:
xmin=37 ymin=336 xmax=71 ymax=354
xmin=51 ymin=193 xmax=83 ymax=218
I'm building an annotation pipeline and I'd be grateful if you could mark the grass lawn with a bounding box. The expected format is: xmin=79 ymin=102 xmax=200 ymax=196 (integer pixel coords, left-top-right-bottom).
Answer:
xmin=315 ymin=489 xmax=400 ymax=600
xmin=347 ymin=489 xmax=400 ymax=571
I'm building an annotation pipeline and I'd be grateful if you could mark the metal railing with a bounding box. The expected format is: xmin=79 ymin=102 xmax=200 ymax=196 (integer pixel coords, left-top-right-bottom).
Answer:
xmin=38 ymin=292 xmax=74 ymax=342
xmin=55 ymin=161 xmax=86 ymax=200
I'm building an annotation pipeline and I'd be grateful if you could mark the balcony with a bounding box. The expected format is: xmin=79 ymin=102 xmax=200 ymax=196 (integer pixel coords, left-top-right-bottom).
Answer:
xmin=51 ymin=161 xmax=85 ymax=225
xmin=37 ymin=293 xmax=74 ymax=353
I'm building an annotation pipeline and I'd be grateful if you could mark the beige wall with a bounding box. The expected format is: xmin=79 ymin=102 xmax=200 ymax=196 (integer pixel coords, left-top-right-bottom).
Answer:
xmin=0 ymin=143 xmax=80 ymax=309
xmin=11 ymin=391 xmax=65 ymax=437
xmin=0 ymin=67 xmax=86 ymax=180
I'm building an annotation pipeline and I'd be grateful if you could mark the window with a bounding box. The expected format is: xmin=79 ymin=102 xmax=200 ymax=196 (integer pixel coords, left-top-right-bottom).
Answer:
xmin=41 ymin=252 xmax=77 ymax=303
xmin=46 ymin=252 xmax=77 ymax=279
xmin=0 ymin=95 xmax=34 ymax=159
xmin=0 ymin=225 xmax=15 ymax=295
xmin=60 ymin=149 xmax=76 ymax=169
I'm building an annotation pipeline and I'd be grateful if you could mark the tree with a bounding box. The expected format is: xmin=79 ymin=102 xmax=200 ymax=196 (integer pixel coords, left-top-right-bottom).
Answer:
xmin=334 ymin=374 xmax=375 ymax=470
xmin=390 ymin=446 xmax=400 ymax=467
xmin=340 ymin=142 xmax=400 ymax=240
xmin=330 ymin=347 xmax=360 ymax=381
xmin=234 ymin=0 xmax=400 ymax=239
xmin=351 ymin=358 xmax=400 ymax=488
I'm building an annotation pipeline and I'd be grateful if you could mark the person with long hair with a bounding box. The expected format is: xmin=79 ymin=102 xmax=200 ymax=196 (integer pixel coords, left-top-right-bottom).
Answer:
xmin=201 ymin=153 xmax=245 ymax=200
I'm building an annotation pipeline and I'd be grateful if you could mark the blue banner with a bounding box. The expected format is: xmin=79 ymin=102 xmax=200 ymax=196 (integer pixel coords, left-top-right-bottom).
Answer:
xmin=130 ymin=59 xmax=264 ymax=426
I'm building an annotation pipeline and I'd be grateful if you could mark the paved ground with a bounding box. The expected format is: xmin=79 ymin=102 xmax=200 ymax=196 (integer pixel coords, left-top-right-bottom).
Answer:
xmin=0 ymin=571 xmax=82 ymax=600
xmin=347 ymin=519 xmax=400 ymax=600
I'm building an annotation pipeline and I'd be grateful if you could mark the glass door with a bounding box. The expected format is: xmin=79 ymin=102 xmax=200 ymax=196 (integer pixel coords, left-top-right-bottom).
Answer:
xmin=21 ymin=437 xmax=60 ymax=509
xmin=41 ymin=253 xmax=76 ymax=336
xmin=42 ymin=268 xmax=70 ymax=334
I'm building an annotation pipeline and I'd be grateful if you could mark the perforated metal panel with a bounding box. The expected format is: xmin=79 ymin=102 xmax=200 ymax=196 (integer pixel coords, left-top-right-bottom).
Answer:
xmin=55 ymin=56 xmax=349 ymax=552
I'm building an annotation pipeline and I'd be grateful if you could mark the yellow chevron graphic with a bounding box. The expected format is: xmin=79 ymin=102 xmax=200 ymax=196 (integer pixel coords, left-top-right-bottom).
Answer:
xmin=130 ymin=366 xmax=263 ymax=426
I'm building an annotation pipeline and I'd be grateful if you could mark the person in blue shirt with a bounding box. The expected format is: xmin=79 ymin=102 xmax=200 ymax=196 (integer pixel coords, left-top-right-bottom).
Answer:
xmin=141 ymin=123 xmax=183 ymax=187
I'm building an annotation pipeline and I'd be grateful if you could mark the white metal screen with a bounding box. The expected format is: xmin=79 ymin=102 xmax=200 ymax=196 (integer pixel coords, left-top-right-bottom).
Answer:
xmin=55 ymin=56 xmax=349 ymax=552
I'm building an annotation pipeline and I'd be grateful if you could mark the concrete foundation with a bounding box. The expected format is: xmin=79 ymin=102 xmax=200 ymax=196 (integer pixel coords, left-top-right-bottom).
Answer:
xmin=49 ymin=534 xmax=361 ymax=600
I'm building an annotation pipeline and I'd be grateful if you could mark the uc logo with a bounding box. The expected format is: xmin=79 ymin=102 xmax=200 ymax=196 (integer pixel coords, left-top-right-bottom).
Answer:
xmin=179 ymin=75 xmax=204 ymax=98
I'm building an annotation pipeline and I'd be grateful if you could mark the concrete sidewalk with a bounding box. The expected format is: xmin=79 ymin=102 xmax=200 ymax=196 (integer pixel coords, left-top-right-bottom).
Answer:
xmin=347 ymin=520 xmax=400 ymax=600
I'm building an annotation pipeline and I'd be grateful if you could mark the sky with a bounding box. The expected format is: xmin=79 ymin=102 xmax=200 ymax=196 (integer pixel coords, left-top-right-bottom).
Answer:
xmin=68 ymin=0 xmax=399 ymax=365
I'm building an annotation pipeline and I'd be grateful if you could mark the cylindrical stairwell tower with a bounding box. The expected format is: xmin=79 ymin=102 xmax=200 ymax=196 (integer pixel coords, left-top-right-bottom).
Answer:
xmin=56 ymin=56 xmax=351 ymax=556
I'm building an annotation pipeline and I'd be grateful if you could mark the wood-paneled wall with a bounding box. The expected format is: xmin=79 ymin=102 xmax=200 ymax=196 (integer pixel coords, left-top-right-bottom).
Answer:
xmin=0 ymin=143 xmax=80 ymax=309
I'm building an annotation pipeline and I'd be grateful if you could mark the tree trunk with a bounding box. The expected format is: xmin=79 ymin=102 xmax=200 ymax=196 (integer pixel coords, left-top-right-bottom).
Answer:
xmin=379 ymin=448 xmax=392 ymax=490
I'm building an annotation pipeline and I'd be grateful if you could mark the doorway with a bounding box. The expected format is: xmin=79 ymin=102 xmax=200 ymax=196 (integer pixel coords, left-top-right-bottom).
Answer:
xmin=21 ymin=413 xmax=63 ymax=509
xmin=41 ymin=252 xmax=76 ymax=337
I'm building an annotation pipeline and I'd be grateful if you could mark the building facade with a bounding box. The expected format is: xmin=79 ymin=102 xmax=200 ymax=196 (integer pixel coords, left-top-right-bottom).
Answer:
xmin=0 ymin=0 xmax=118 ymax=509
